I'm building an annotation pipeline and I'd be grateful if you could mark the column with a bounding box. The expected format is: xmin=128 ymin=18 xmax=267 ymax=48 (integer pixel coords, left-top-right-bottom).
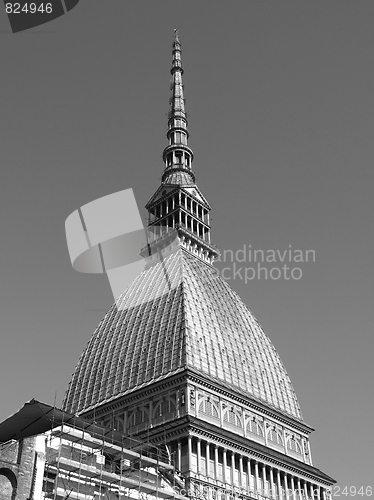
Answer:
xmin=223 ymin=449 xmax=227 ymax=483
xmin=277 ymin=470 xmax=282 ymax=500
xmin=269 ymin=467 xmax=274 ymax=499
xmin=248 ymin=459 xmax=253 ymax=492
xmin=123 ymin=410 xmax=128 ymax=431
xmin=302 ymin=440 xmax=307 ymax=463
xmin=262 ymin=464 xmax=267 ymax=497
xmin=149 ymin=401 xmax=153 ymax=423
xmin=304 ymin=481 xmax=308 ymax=500
xmin=290 ymin=476 xmax=295 ymax=500
xmin=297 ymin=478 xmax=302 ymax=500
xmin=315 ymin=485 xmax=321 ymax=500
xmin=322 ymin=488 xmax=327 ymax=500
xmin=254 ymin=461 xmax=259 ymax=496
xmin=284 ymin=474 xmax=289 ymax=500
xmin=284 ymin=431 xmax=288 ymax=455
xmin=264 ymin=424 xmax=269 ymax=447
xmin=310 ymin=483 xmax=316 ymax=500
xmin=197 ymin=438 xmax=201 ymax=475
xmin=206 ymin=443 xmax=210 ymax=478
xmin=307 ymin=441 xmax=312 ymax=465
xmin=177 ymin=440 xmax=182 ymax=471
xmin=239 ymin=455 xmax=244 ymax=488
xmin=231 ymin=452 xmax=235 ymax=485
xmin=187 ymin=436 xmax=192 ymax=473
xmin=214 ymin=445 xmax=219 ymax=481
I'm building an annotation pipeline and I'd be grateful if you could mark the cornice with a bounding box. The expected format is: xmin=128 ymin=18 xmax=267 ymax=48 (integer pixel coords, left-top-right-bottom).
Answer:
xmin=80 ymin=372 xmax=188 ymax=418
xmin=80 ymin=367 xmax=313 ymax=436
xmin=186 ymin=369 xmax=314 ymax=435
xmin=131 ymin=415 xmax=334 ymax=486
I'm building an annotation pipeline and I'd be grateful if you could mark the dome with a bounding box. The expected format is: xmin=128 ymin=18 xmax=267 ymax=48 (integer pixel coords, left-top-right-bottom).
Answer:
xmin=62 ymin=247 xmax=302 ymax=421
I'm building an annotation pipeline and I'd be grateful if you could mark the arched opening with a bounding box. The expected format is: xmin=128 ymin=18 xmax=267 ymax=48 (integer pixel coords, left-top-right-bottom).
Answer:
xmin=0 ymin=468 xmax=17 ymax=500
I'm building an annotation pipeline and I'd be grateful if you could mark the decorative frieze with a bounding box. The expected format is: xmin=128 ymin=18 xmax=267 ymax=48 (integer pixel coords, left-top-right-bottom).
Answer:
xmin=194 ymin=386 xmax=310 ymax=464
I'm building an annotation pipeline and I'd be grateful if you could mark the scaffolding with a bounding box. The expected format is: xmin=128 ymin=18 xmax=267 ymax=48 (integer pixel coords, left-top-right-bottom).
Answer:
xmin=0 ymin=400 xmax=186 ymax=500
xmin=42 ymin=421 xmax=186 ymax=500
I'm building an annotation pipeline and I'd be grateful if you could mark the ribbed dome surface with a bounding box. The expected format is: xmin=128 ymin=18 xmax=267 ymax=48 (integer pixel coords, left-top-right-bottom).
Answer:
xmin=162 ymin=170 xmax=194 ymax=185
xmin=62 ymin=248 xmax=302 ymax=420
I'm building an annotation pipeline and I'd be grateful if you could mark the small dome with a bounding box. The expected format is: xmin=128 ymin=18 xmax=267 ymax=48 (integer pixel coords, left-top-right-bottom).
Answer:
xmin=63 ymin=248 xmax=302 ymax=421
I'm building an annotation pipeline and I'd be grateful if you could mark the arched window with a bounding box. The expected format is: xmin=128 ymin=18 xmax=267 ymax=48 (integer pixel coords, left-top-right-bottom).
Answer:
xmin=246 ymin=418 xmax=264 ymax=437
xmin=287 ymin=435 xmax=302 ymax=454
xmin=154 ymin=398 xmax=176 ymax=418
xmin=223 ymin=408 xmax=243 ymax=428
xmin=102 ymin=418 xmax=112 ymax=429
xmin=128 ymin=408 xmax=149 ymax=428
xmin=0 ymin=468 xmax=17 ymax=500
xmin=268 ymin=427 xmax=284 ymax=446
xmin=198 ymin=398 xmax=219 ymax=419
xmin=114 ymin=416 xmax=124 ymax=432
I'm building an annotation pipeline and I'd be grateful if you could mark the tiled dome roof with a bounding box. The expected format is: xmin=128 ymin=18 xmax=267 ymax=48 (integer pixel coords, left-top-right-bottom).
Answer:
xmin=62 ymin=248 xmax=302 ymax=421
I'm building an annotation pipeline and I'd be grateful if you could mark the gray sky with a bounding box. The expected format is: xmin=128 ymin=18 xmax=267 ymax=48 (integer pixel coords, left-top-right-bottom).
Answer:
xmin=1 ymin=0 xmax=373 ymax=492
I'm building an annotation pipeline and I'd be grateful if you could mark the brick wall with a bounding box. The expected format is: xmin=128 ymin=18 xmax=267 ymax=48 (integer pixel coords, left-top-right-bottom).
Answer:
xmin=0 ymin=436 xmax=37 ymax=500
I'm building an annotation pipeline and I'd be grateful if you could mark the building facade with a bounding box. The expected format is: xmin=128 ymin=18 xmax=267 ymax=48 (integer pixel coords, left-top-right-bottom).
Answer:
xmin=0 ymin=33 xmax=335 ymax=500
xmin=61 ymin=32 xmax=335 ymax=499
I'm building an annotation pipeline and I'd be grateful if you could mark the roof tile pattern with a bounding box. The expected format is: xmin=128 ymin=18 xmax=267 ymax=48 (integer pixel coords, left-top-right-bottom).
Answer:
xmin=62 ymin=249 xmax=302 ymax=420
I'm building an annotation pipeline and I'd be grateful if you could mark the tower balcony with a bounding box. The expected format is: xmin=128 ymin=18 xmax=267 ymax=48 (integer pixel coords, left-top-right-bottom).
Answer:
xmin=139 ymin=224 xmax=219 ymax=262
xmin=148 ymin=210 xmax=210 ymax=225
xmin=162 ymin=144 xmax=194 ymax=162
xmin=175 ymin=223 xmax=219 ymax=256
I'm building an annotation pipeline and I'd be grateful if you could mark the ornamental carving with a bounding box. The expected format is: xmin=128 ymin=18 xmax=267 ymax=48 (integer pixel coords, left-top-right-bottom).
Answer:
xmin=190 ymin=389 xmax=195 ymax=407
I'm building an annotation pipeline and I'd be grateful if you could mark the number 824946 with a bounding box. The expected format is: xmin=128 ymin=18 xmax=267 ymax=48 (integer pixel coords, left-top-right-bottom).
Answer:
xmin=5 ymin=3 xmax=53 ymax=14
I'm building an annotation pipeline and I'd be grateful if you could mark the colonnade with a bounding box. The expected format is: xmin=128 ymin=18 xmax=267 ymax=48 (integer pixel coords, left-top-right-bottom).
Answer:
xmin=148 ymin=217 xmax=210 ymax=244
xmin=175 ymin=437 xmax=328 ymax=500
xmin=165 ymin=149 xmax=191 ymax=168
xmin=148 ymin=192 xmax=211 ymax=244
xmin=150 ymin=193 xmax=209 ymax=225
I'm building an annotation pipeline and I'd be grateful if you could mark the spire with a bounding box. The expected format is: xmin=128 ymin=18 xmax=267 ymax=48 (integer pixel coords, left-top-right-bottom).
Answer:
xmin=143 ymin=32 xmax=218 ymax=265
xmin=162 ymin=30 xmax=195 ymax=184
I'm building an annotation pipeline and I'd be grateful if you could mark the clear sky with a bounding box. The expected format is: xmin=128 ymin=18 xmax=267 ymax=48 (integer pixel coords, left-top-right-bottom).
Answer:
xmin=0 ymin=1 xmax=373 ymax=494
